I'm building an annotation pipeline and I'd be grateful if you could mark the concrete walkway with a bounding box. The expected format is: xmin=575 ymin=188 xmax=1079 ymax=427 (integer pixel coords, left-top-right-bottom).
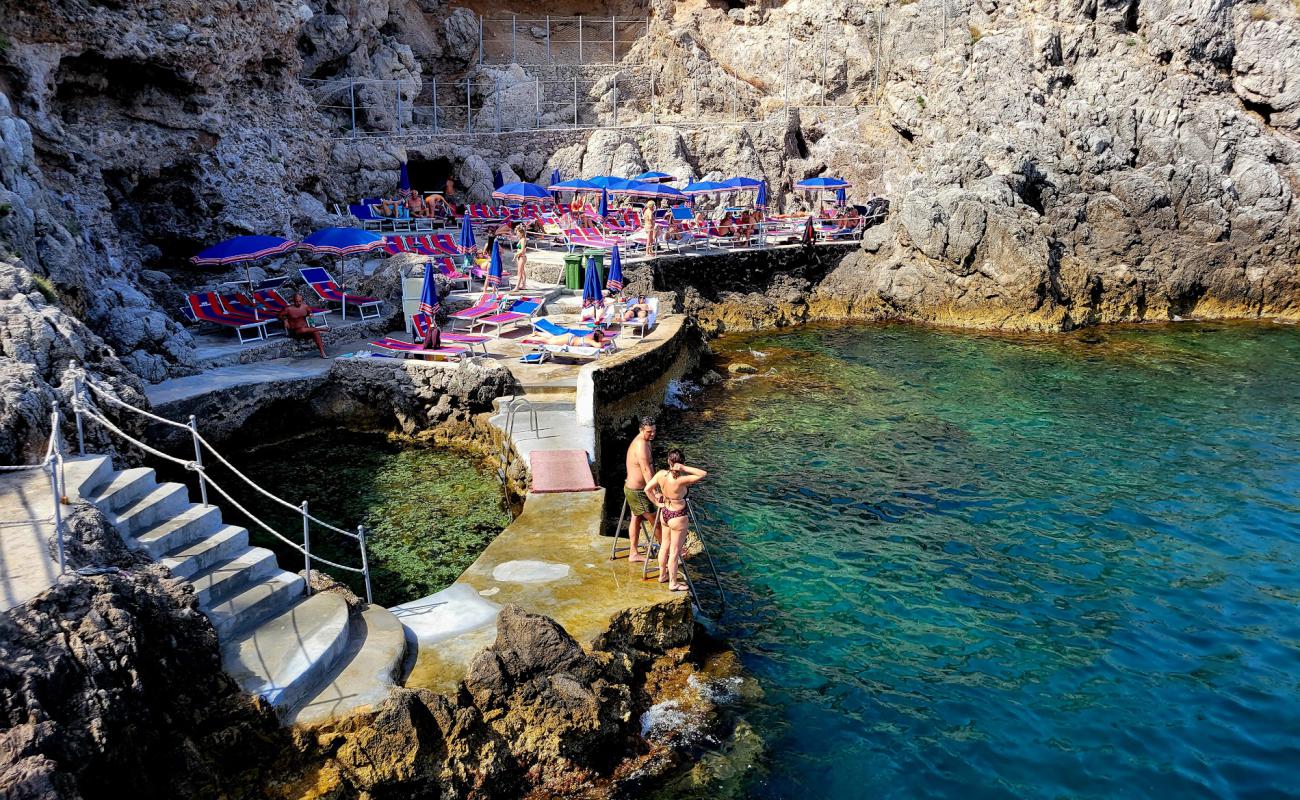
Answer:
xmin=146 ymin=356 xmax=336 ymax=407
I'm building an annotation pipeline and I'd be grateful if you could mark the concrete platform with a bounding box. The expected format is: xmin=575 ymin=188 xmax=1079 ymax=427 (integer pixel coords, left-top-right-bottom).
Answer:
xmin=146 ymin=357 xmax=335 ymax=407
xmin=401 ymin=489 xmax=672 ymax=693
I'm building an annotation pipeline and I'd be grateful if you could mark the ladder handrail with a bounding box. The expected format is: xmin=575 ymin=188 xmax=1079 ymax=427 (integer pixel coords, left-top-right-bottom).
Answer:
xmin=69 ymin=364 xmax=373 ymax=601
xmin=1 ymin=410 xmax=68 ymax=573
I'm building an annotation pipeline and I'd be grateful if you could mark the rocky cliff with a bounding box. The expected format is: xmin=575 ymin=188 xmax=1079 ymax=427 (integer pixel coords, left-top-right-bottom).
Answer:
xmin=1 ymin=0 xmax=1297 ymax=435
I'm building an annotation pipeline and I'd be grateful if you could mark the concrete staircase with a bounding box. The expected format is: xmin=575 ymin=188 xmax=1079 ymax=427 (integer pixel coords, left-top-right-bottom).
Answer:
xmin=68 ymin=455 xmax=406 ymax=725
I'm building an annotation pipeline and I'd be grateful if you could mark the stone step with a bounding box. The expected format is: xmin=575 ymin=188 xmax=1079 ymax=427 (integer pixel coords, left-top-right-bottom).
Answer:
xmin=133 ymin=503 xmax=224 ymax=560
xmin=159 ymin=525 xmax=249 ymax=579
xmin=66 ymin=455 xmax=114 ymax=501
xmin=190 ymin=547 xmax=279 ymax=606
xmin=85 ymin=467 xmax=157 ymax=513
xmin=204 ymin=570 xmax=305 ymax=640
xmin=288 ymin=605 xmax=408 ymax=726
xmin=107 ymin=482 xmax=191 ymax=537
xmin=221 ymin=592 xmax=352 ymax=716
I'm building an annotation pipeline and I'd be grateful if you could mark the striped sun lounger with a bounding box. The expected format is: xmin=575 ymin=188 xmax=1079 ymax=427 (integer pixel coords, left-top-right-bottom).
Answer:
xmin=421 ymin=234 xmax=462 ymax=256
xmin=475 ymin=297 xmax=543 ymax=337
xmin=184 ymin=293 xmax=270 ymax=343
xmin=430 ymin=257 xmax=470 ymax=289
xmin=411 ymin=314 xmax=491 ymax=355
xmin=447 ymin=293 xmax=502 ymax=330
xmin=299 ymin=267 xmax=384 ymax=320
xmin=369 ymin=338 xmax=468 ymax=361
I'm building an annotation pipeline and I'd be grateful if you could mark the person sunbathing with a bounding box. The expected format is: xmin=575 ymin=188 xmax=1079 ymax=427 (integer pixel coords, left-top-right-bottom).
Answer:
xmin=277 ymin=293 xmax=329 ymax=358
xmin=376 ymin=198 xmax=401 ymax=218
xmin=535 ymin=329 xmax=606 ymax=348
xmin=407 ymin=194 xmax=430 ymax=217
xmin=619 ymin=295 xmax=652 ymax=323
xmin=715 ymin=213 xmax=736 ymax=237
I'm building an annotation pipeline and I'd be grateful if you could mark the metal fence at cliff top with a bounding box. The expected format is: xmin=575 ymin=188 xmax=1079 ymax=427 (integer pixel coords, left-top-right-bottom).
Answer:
xmin=301 ymin=0 xmax=969 ymax=141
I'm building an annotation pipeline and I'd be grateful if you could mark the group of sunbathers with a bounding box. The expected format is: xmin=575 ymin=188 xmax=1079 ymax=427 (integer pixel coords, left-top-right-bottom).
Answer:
xmin=623 ymin=417 xmax=708 ymax=592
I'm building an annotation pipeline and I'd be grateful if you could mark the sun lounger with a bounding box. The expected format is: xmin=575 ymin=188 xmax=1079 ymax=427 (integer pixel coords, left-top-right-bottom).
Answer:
xmin=184 ymin=293 xmax=270 ymax=343
xmin=522 ymin=342 xmax=616 ymax=362
xmin=369 ymin=338 xmax=468 ymax=361
xmin=474 ymin=297 xmax=543 ymax=337
xmin=447 ymin=293 xmax=502 ymax=330
xmin=422 ymin=234 xmax=462 ymax=256
xmin=251 ymin=289 xmax=329 ymax=319
xmin=385 ymin=236 xmax=435 ymax=256
xmin=529 ymin=316 xmax=619 ymax=341
xmin=563 ymin=228 xmax=624 ymax=250
xmin=411 ymin=314 xmax=491 ymax=355
xmin=620 ymin=297 xmax=659 ymax=338
xmin=299 ymin=267 xmax=384 ymax=320
xmin=427 ymin=257 xmax=470 ymax=290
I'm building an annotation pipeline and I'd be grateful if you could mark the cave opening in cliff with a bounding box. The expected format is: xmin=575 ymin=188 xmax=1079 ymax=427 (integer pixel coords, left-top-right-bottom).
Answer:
xmin=406 ymin=156 xmax=457 ymax=195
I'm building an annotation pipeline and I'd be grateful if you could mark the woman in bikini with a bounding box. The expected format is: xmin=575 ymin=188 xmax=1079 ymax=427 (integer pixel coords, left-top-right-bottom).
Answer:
xmin=645 ymin=448 xmax=708 ymax=592
xmin=513 ymin=224 xmax=529 ymax=291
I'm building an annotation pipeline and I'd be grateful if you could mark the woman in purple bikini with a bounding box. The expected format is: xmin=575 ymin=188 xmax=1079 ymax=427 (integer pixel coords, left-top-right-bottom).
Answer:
xmin=645 ymin=448 xmax=708 ymax=592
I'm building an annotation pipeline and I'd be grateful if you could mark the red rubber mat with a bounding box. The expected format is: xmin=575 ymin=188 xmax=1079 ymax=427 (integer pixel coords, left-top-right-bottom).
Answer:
xmin=530 ymin=449 xmax=598 ymax=493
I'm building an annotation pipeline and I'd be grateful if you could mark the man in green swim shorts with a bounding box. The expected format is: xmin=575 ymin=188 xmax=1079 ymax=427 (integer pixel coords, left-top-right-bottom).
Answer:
xmin=624 ymin=417 xmax=658 ymax=563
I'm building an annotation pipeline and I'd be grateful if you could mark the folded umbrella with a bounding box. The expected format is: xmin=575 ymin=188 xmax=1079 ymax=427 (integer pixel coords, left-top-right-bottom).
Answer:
xmin=485 ymin=239 xmax=504 ymax=290
xmin=606 ymin=245 xmax=624 ymax=294
xmin=582 ymin=253 xmax=604 ymax=310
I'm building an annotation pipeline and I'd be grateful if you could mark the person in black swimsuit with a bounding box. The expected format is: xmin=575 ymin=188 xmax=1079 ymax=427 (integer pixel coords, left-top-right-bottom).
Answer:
xmin=645 ymin=448 xmax=708 ymax=592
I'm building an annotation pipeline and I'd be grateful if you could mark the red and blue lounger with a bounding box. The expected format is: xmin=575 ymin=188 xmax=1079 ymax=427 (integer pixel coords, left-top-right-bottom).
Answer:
xmin=448 ymin=293 xmax=502 ymax=330
xmin=524 ymin=316 xmax=619 ymax=344
xmin=369 ymin=338 xmax=468 ymax=361
xmin=384 ymin=236 xmax=435 ymax=256
xmin=475 ymin=297 xmax=543 ymax=338
xmin=430 ymin=257 xmax=470 ymax=289
xmin=299 ymin=267 xmax=383 ymax=320
xmin=422 ymin=234 xmax=462 ymax=256
xmin=184 ymin=293 xmax=269 ymax=343
xmin=252 ymin=289 xmax=330 ymax=320
xmin=411 ymin=314 xmax=491 ymax=355
xmin=220 ymin=293 xmax=286 ymax=337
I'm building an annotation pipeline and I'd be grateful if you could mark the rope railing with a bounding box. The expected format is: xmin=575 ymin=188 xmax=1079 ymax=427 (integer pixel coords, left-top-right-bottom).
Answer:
xmin=70 ymin=366 xmax=373 ymax=602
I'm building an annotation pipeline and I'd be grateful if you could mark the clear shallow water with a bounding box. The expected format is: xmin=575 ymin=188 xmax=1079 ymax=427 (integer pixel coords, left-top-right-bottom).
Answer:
xmin=662 ymin=322 xmax=1300 ymax=799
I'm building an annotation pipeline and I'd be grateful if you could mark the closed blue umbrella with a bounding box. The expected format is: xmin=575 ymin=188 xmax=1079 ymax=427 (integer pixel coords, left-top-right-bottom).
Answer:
xmin=836 ymin=187 xmax=847 ymax=206
xmin=606 ymin=245 xmax=624 ymax=294
xmin=794 ymin=176 xmax=851 ymax=191
xmin=598 ymin=187 xmax=608 ymax=218
xmin=485 ymin=239 xmax=504 ymax=289
xmin=419 ymin=261 xmax=441 ymax=318
xmin=757 ymin=180 xmax=768 ymax=208
xmin=492 ymin=169 xmax=504 ymax=190
xmin=399 ymin=161 xmax=411 ymax=197
xmin=298 ymin=228 xmax=386 ymax=256
xmin=582 ymin=253 xmax=603 ymax=310
xmin=492 ymin=181 xmax=550 ymax=202
xmin=458 ymin=212 xmax=477 ymax=269
xmin=551 ymin=168 xmax=562 ymax=186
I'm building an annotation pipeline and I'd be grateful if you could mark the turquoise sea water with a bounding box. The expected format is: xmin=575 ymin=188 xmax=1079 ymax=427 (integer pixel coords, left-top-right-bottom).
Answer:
xmin=661 ymin=322 xmax=1300 ymax=799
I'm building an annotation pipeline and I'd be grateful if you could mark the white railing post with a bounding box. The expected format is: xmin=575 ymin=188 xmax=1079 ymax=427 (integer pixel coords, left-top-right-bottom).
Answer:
xmin=71 ymin=368 xmax=86 ymax=455
xmin=301 ymin=500 xmax=312 ymax=595
xmin=611 ymin=15 xmax=617 ymax=62
xmin=511 ymin=15 xmax=517 ymax=64
xmin=188 ymin=415 xmax=208 ymax=507
xmin=48 ymin=409 xmax=66 ymax=574
xmin=358 ymin=525 xmax=373 ymax=604
xmin=546 ymin=15 xmax=552 ymax=65
xmin=478 ymin=14 xmax=484 ymax=65
xmin=578 ymin=15 xmax=584 ymax=64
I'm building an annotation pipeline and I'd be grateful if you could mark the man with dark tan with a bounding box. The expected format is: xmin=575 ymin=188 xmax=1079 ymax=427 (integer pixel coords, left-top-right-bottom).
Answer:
xmin=277 ymin=292 xmax=328 ymax=358
xmin=623 ymin=416 xmax=658 ymax=563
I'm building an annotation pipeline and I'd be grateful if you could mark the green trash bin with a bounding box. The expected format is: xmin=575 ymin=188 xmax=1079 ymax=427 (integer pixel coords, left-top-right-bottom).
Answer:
xmin=563 ymin=253 xmax=583 ymax=290
xmin=582 ymin=249 xmax=606 ymax=289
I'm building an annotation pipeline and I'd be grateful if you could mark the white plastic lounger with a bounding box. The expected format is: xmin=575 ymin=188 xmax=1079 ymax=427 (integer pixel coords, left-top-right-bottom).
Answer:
xmin=620 ymin=297 xmax=659 ymax=338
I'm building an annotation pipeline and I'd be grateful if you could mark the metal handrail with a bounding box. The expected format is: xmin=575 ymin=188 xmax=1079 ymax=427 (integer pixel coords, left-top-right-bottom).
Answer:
xmin=614 ymin=494 xmax=726 ymax=618
xmin=70 ymin=365 xmax=373 ymax=603
xmin=496 ymin=396 xmax=539 ymax=492
xmin=1 ymin=410 xmax=68 ymax=574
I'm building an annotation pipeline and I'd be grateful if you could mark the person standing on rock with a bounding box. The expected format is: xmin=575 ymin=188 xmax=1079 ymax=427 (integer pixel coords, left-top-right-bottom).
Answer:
xmin=277 ymin=293 xmax=328 ymax=359
xmin=513 ymin=224 xmax=529 ymax=291
xmin=623 ymin=417 xmax=658 ymax=564
xmin=645 ymin=448 xmax=707 ymax=592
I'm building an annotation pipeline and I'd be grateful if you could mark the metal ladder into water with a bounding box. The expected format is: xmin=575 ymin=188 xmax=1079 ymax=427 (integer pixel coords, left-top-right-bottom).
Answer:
xmin=610 ymin=495 xmax=726 ymax=618
xmin=497 ymin=397 xmax=539 ymax=490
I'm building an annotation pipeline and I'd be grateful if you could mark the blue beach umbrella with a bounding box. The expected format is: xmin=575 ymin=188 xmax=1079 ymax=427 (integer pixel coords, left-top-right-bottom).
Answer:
xmin=419 ymin=261 xmax=441 ymax=318
xmin=634 ymin=171 xmax=675 ymax=183
xmin=191 ymin=235 xmax=297 ymax=266
xmin=598 ymin=187 xmax=609 ymax=218
xmin=606 ymin=245 xmax=624 ymax=294
xmin=836 ymin=187 xmax=847 ymax=206
xmin=298 ymin=227 xmax=386 ymax=257
xmin=794 ymin=176 xmax=851 ymax=191
xmin=492 ymin=181 xmax=551 ymax=202
xmin=626 ymin=182 xmax=685 ymax=201
xmin=582 ymin=254 xmax=603 ymax=310
xmin=721 ymin=177 xmax=763 ymax=190
xmin=682 ymin=180 xmax=728 ymax=196
xmin=492 ymin=169 xmax=504 ymax=190
xmin=399 ymin=161 xmax=411 ymax=197
xmin=485 ymin=239 xmax=504 ymax=289
xmin=756 ymin=180 xmax=768 ymax=208
xmin=548 ymin=177 xmax=598 ymax=192
xmin=586 ymin=175 xmax=624 ymax=189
